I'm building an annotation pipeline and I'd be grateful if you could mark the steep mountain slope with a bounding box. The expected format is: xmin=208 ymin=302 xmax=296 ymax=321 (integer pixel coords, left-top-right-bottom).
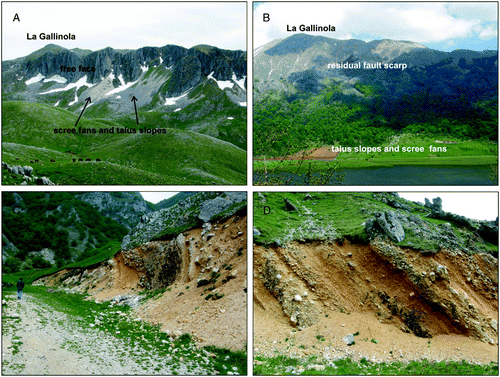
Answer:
xmin=3 ymin=44 xmax=246 ymax=111
xmin=2 ymin=44 xmax=247 ymax=185
xmin=33 ymin=192 xmax=248 ymax=350
xmin=253 ymin=34 xmax=498 ymax=162
xmin=2 ymin=192 xmax=129 ymax=271
xmin=254 ymin=192 xmax=498 ymax=365
xmin=155 ymin=192 xmax=197 ymax=211
xmin=254 ymin=34 xmax=496 ymax=99
xmin=76 ymin=192 xmax=153 ymax=230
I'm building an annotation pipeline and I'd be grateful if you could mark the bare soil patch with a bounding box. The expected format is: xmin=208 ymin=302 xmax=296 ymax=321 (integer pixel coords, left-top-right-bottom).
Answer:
xmin=254 ymin=147 xmax=339 ymax=161
xmin=254 ymin=241 xmax=498 ymax=364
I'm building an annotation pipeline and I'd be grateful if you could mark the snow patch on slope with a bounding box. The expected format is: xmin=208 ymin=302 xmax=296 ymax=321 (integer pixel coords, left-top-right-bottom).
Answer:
xmin=44 ymin=75 xmax=67 ymax=84
xmin=232 ymin=72 xmax=246 ymax=90
xmin=165 ymin=92 xmax=189 ymax=105
xmin=25 ymin=73 xmax=45 ymax=85
xmin=105 ymin=78 xmax=138 ymax=96
xmin=40 ymin=75 xmax=94 ymax=94
xmin=68 ymin=93 xmax=78 ymax=106
xmin=207 ymin=72 xmax=234 ymax=90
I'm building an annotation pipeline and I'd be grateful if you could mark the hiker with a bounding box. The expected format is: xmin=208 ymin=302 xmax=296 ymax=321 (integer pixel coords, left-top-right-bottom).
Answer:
xmin=17 ymin=278 xmax=24 ymax=300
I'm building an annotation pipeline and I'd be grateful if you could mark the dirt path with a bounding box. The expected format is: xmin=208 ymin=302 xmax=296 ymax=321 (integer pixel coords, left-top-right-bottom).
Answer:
xmin=1 ymin=293 xmax=212 ymax=375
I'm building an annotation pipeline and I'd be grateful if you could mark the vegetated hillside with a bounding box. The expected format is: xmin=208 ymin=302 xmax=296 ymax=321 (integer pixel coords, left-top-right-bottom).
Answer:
xmin=33 ymin=191 xmax=248 ymax=350
xmin=253 ymin=192 xmax=498 ymax=365
xmin=253 ymin=34 xmax=497 ymax=158
xmin=2 ymin=43 xmax=247 ymax=185
xmin=2 ymin=192 xmax=129 ymax=272
xmin=2 ymin=101 xmax=246 ymax=185
xmin=155 ymin=192 xmax=197 ymax=211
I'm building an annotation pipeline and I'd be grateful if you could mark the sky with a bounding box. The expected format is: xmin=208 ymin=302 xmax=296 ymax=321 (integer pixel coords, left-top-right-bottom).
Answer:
xmin=399 ymin=193 xmax=498 ymax=221
xmin=254 ymin=2 xmax=498 ymax=51
xmin=140 ymin=192 xmax=179 ymax=204
xmin=2 ymin=2 xmax=246 ymax=60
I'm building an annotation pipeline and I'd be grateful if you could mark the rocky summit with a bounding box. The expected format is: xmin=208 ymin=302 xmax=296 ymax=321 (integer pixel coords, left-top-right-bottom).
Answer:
xmin=3 ymin=43 xmax=246 ymax=110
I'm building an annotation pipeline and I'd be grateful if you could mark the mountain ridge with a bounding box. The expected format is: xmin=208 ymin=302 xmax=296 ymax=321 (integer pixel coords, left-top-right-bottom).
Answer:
xmin=2 ymin=42 xmax=247 ymax=185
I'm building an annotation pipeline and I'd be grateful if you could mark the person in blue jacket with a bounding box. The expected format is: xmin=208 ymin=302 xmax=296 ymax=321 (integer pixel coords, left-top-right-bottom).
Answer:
xmin=16 ymin=278 xmax=24 ymax=300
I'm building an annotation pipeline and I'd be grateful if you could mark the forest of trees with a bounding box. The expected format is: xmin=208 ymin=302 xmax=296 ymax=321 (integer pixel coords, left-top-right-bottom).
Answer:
xmin=2 ymin=192 xmax=127 ymax=272
xmin=254 ymin=80 xmax=498 ymax=158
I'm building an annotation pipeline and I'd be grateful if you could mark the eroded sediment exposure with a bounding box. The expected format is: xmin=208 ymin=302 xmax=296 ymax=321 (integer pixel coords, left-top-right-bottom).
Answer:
xmin=254 ymin=192 xmax=498 ymax=364
xmin=33 ymin=192 xmax=247 ymax=350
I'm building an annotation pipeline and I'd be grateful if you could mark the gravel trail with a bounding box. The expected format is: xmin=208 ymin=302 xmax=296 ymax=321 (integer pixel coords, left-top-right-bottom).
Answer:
xmin=2 ymin=293 xmax=213 ymax=375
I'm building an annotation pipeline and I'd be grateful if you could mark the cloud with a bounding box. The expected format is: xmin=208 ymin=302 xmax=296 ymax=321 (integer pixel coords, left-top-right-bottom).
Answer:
xmin=479 ymin=26 xmax=498 ymax=39
xmin=254 ymin=2 xmax=495 ymax=48
xmin=2 ymin=3 xmax=246 ymax=60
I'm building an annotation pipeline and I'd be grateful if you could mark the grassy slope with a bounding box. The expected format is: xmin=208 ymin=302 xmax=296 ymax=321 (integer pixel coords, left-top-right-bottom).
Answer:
xmin=253 ymin=192 xmax=498 ymax=254
xmin=254 ymin=134 xmax=497 ymax=172
xmin=2 ymin=101 xmax=246 ymax=184
xmin=254 ymin=354 xmax=497 ymax=375
xmin=2 ymin=240 xmax=122 ymax=286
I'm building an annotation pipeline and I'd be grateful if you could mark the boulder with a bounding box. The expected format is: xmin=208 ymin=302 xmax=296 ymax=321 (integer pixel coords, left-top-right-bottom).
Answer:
xmin=22 ymin=166 xmax=33 ymax=177
xmin=387 ymin=199 xmax=411 ymax=212
xmin=370 ymin=211 xmax=405 ymax=242
xmin=35 ymin=177 xmax=55 ymax=185
xmin=111 ymin=294 xmax=141 ymax=309
xmin=343 ymin=334 xmax=355 ymax=346
xmin=253 ymin=227 xmax=261 ymax=237
xmin=436 ymin=264 xmax=449 ymax=281
xmin=284 ymin=198 xmax=298 ymax=212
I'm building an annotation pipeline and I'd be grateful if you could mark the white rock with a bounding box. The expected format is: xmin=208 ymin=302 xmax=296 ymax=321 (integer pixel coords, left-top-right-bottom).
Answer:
xmin=294 ymin=294 xmax=302 ymax=302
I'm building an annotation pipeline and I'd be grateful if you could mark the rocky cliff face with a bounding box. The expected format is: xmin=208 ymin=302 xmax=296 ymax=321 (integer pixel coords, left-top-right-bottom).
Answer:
xmin=77 ymin=192 xmax=152 ymax=230
xmin=4 ymin=44 xmax=246 ymax=94
xmin=2 ymin=43 xmax=247 ymax=117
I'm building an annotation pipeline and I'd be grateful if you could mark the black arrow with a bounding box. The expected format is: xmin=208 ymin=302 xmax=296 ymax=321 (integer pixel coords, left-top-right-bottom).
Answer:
xmin=75 ymin=97 xmax=91 ymax=127
xmin=131 ymin=96 xmax=139 ymax=125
